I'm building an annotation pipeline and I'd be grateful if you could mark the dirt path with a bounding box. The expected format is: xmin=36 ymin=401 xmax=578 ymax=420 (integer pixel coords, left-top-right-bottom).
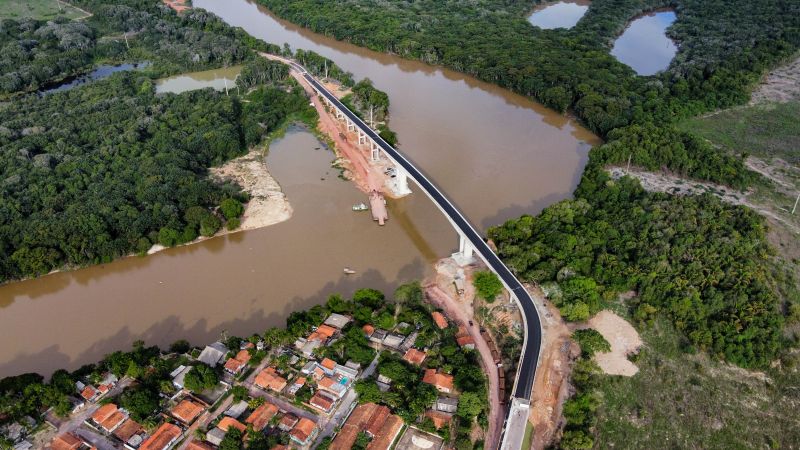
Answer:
xmin=751 ymin=53 xmax=800 ymax=104
xmin=608 ymin=166 xmax=800 ymax=234
xmin=424 ymin=280 xmax=502 ymax=450
xmin=263 ymin=53 xmax=394 ymax=198
xmin=527 ymin=289 xmax=576 ymax=450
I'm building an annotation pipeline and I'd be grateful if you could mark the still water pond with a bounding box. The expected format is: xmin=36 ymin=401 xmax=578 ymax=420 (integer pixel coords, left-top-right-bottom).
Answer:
xmin=155 ymin=65 xmax=243 ymax=94
xmin=611 ymin=10 xmax=677 ymax=75
xmin=41 ymin=62 xmax=149 ymax=94
xmin=528 ymin=0 xmax=590 ymax=30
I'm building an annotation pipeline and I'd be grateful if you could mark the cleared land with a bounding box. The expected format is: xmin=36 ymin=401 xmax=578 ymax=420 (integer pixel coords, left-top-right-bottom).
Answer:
xmin=0 ymin=0 xmax=91 ymax=20
xmin=595 ymin=316 xmax=800 ymax=449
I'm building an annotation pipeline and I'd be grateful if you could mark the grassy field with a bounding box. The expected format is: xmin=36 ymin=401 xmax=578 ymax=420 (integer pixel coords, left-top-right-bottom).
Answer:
xmin=0 ymin=0 xmax=91 ymax=20
xmin=594 ymin=316 xmax=800 ymax=449
xmin=680 ymin=101 xmax=800 ymax=164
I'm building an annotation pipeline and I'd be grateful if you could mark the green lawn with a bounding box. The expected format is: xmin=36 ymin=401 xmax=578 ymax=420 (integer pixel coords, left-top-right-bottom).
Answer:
xmin=680 ymin=101 xmax=800 ymax=164
xmin=0 ymin=0 xmax=90 ymax=20
xmin=594 ymin=317 xmax=800 ymax=449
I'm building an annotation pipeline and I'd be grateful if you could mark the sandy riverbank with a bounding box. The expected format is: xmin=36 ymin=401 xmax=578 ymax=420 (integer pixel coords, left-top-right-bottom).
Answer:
xmin=146 ymin=147 xmax=293 ymax=255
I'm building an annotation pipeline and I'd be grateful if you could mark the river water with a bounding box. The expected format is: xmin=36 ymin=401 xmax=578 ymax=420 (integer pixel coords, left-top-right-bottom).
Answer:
xmin=0 ymin=0 xmax=599 ymax=378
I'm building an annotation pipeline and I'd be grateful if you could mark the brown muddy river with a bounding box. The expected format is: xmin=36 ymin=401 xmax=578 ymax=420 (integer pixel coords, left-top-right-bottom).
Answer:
xmin=0 ymin=0 xmax=599 ymax=378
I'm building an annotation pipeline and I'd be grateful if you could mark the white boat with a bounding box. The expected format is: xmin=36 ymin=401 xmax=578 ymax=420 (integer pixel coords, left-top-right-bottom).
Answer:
xmin=343 ymin=267 xmax=356 ymax=275
xmin=352 ymin=203 xmax=369 ymax=211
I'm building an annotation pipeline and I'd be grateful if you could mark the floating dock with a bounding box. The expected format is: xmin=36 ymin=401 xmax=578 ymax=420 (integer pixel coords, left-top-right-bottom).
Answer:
xmin=369 ymin=190 xmax=388 ymax=225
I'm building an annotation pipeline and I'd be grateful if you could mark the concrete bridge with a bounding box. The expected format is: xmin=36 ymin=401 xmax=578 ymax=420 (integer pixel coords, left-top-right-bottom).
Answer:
xmin=287 ymin=59 xmax=542 ymax=450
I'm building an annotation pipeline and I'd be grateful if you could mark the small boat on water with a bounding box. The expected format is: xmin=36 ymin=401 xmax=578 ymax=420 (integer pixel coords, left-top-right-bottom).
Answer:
xmin=352 ymin=203 xmax=369 ymax=211
xmin=343 ymin=267 xmax=356 ymax=275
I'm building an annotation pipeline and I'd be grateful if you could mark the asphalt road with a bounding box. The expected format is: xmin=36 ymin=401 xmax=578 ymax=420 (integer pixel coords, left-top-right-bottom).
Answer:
xmin=293 ymin=62 xmax=542 ymax=401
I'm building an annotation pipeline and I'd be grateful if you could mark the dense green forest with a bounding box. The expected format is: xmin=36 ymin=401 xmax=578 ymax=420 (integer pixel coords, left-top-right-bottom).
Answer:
xmin=250 ymin=1 xmax=800 ymax=448
xmin=0 ymin=2 xmax=314 ymax=283
xmin=258 ymin=0 xmax=798 ymax=185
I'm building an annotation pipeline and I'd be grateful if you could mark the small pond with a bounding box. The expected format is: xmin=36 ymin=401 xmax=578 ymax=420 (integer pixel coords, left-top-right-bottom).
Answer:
xmin=528 ymin=0 xmax=591 ymax=30
xmin=155 ymin=65 xmax=243 ymax=94
xmin=41 ymin=62 xmax=149 ymax=94
xmin=611 ymin=10 xmax=678 ymax=76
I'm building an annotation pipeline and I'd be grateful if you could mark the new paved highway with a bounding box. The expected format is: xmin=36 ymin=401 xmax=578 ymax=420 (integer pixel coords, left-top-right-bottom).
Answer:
xmin=289 ymin=60 xmax=543 ymax=402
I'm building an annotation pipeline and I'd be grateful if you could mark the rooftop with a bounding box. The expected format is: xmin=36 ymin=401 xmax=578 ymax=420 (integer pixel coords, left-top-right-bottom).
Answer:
xmin=112 ymin=418 xmax=143 ymax=442
xmin=254 ymin=368 xmax=287 ymax=392
xmin=395 ymin=427 xmax=445 ymax=450
xmin=320 ymin=358 xmax=336 ymax=370
xmin=139 ymin=423 xmax=182 ymax=450
xmin=309 ymin=391 xmax=336 ymax=412
xmin=50 ymin=433 xmax=87 ymax=450
xmin=217 ymin=417 xmax=246 ymax=433
xmin=171 ymin=399 xmax=204 ymax=424
xmin=431 ymin=312 xmax=448 ymax=329
xmin=366 ymin=414 xmax=403 ymax=450
xmin=245 ymin=402 xmax=279 ymax=431
xmin=185 ymin=440 xmax=215 ymax=450
xmin=290 ymin=418 xmax=316 ymax=443
xmin=324 ymin=313 xmax=351 ymax=329
xmin=422 ymin=369 xmax=454 ymax=392
xmin=403 ymin=348 xmax=427 ymax=366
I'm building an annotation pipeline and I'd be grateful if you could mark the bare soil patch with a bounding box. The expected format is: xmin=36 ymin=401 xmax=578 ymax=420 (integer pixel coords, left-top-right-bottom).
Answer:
xmin=528 ymin=292 xmax=578 ymax=450
xmin=751 ymin=53 xmax=800 ymax=104
xmin=211 ymin=149 xmax=292 ymax=231
xmin=583 ymin=310 xmax=642 ymax=376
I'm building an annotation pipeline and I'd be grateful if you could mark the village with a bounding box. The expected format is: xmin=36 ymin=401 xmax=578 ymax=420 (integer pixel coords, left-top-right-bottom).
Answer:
xmin=2 ymin=284 xmax=490 ymax=450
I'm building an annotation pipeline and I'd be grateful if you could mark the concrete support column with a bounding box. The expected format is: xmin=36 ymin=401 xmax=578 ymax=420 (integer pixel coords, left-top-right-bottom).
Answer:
xmin=394 ymin=164 xmax=412 ymax=196
xmin=371 ymin=141 xmax=381 ymax=162
xmin=335 ymin=109 xmax=344 ymax=120
xmin=458 ymin=234 xmax=474 ymax=259
xmin=452 ymin=232 xmax=475 ymax=266
xmin=347 ymin=120 xmax=355 ymax=131
xmin=358 ymin=131 xmax=367 ymax=145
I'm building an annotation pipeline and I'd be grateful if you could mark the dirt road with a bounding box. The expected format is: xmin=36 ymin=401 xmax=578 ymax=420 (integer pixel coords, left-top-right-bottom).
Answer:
xmin=425 ymin=284 xmax=502 ymax=450
xmin=263 ymin=53 xmax=388 ymax=197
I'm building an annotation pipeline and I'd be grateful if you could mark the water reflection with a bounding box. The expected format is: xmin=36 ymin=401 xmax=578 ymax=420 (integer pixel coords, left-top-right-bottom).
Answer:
xmin=155 ymin=65 xmax=243 ymax=94
xmin=611 ymin=10 xmax=677 ymax=75
xmin=528 ymin=0 xmax=590 ymax=30
xmin=40 ymin=62 xmax=150 ymax=94
xmin=0 ymin=0 xmax=600 ymax=378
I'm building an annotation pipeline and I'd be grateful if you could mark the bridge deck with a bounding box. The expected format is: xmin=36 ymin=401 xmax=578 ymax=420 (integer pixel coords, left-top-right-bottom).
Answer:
xmin=287 ymin=61 xmax=542 ymax=444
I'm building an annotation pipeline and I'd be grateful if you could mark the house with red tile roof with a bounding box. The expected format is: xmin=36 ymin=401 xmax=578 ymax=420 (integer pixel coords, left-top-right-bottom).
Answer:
xmin=50 ymin=432 xmax=93 ymax=450
xmin=367 ymin=414 xmax=403 ymax=450
xmin=245 ymin=402 xmax=279 ymax=431
xmin=185 ymin=440 xmax=215 ymax=450
xmin=402 ymin=348 xmax=427 ymax=366
xmin=317 ymin=376 xmax=347 ymax=399
xmin=309 ymin=390 xmax=336 ymax=414
xmin=254 ymin=367 xmax=287 ymax=393
xmin=320 ymin=358 xmax=336 ymax=373
xmin=90 ymin=403 xmax=127 ymax=433
xmin=289 ymin=418 xmax=317 ymax=446
xmin=79 ymin=385 xmax=98 ymax=402
xmin=456 ymin=335 xmax=475 ymax=350
xmin=362 ymin=324 xmax=375 ymax=336
xmin=170 ymin=399 xmax=205 ymax=425
xmin=139 ymin=423 xmax=182 ymax=450
xmin=329 ymin=402 xmax=403 ymax=450
xmin=112 ymin=418 xmax=144 ymax=445
xmin=425 ymin=410 xmax=453 ymax=429
xmin=224 ymin=349 xmax=252 ymax=375
xmin=422 ymin=369 xmax=454 ymax=393
xmin=217 ymin=417 xmax=247 ymax=433
xmin=278 ymin=413 xmax=299 ymax=431
xmin=431 ymin=311 xmax=448 ymax=329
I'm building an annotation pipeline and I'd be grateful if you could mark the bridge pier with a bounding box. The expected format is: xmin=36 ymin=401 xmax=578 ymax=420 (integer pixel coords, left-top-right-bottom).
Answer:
xmin=371 ymin=141 xmax=381 ymax=161
xmin=347 ymin=119 xmax=355 ymax=132
xmin=394 ymin=165 xmax=412 ymax=196
xmin=358 ymin=131 xmax=367 ymax=145
xmin=452 ymin=233 xmax=475 ymax=266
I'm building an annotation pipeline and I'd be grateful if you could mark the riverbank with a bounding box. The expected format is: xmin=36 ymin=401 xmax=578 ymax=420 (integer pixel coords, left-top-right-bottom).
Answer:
xmin=145 ymin=146 xmax=294 ymax=255
xmin=263 ymin=53 xmax=403 ymax=200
